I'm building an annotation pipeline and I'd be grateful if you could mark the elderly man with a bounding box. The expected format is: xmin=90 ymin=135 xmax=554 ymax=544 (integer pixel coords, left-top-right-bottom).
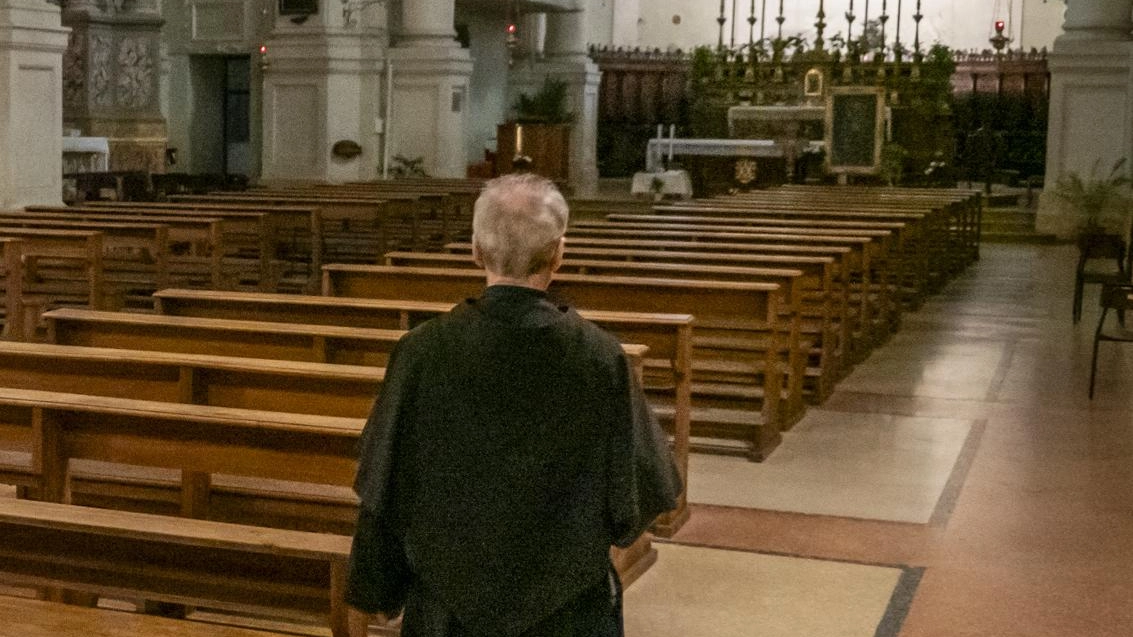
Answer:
xmin=347 ymin=174 xmax=680 ymax=637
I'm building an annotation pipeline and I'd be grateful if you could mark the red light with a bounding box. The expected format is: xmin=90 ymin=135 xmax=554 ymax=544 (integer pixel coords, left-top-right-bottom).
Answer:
xmin=994 ymin=20 xmax=1005 ymax=33
xmin=259 ymin=45 xmax=267 ymax=54
xmin=507 ymin=23 xmax=517 ymax=34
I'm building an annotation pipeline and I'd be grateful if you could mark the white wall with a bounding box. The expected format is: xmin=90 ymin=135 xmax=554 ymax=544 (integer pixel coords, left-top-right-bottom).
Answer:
xmin=459 ymin=10 xmax=510 ymax=167
xmin=634 ymin=0 xmax=1066 ymax=53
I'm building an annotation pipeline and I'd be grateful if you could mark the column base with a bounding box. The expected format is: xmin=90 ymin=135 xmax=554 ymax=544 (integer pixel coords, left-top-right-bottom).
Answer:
xmin=385 ymin=45 xmax=473 ymax=178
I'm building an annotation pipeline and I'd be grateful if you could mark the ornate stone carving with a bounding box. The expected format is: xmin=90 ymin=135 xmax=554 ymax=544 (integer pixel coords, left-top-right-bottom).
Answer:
xmin=63 ymin=30 xmax=87 ymax=113
xmin=90 ymin=34 xmax=114 ymax=108
xmin=116 ymin=36 xmax=155 ymax=109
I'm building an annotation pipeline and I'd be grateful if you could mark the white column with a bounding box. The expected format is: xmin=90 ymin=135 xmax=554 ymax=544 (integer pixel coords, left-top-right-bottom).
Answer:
xmin=260 ymin=1 xmax=386 ymax=183
xmin=544 ymin=10 xmax=588 ymax=62
xmin=1036 ymin=0 xmax=1133 ymax=237
xmin=1058 ymin=0 xmax=1133 ymax=42
xmin=400 ymin=0 xmax=456 ymax=47
xmin=511 ymin=8 xmax=601 ymax=196
xmin=385 ymin=0 xmax=472 ymax=178
xmin=0 ymin=0 xmax=70 ymax=207
xmin=522 ymin=13 xmax=547 ymax=60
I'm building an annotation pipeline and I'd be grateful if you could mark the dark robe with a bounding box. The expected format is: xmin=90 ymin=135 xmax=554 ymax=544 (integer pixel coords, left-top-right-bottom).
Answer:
xmin=348 ymin=285 xmax=681 ymax=637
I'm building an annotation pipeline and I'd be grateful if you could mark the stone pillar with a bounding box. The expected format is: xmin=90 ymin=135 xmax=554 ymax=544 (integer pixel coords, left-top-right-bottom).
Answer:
xmin=260 ymin=2 xmax=386 ymax=183
xmin=385 ymin=0 xmax=472 ymax=178
xmin=1037 ymin=0 xmax=1133 ymax=237
xmin=0 ymin=0 xmax=69 ymax=207
xmin=522 ymin=13 xmax=547 ymax=60
xmin=61 ymin=0 xmax=167 ymax=172
xmin=508 ymin=9 xmax=600 ymax=196
xmin=1059 ymin=0 xmax=1133 ymax=42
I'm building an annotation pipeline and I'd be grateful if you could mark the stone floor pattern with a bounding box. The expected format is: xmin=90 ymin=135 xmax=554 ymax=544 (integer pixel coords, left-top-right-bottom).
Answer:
xmin=627 ymin=242 xmax=1133 ymax=637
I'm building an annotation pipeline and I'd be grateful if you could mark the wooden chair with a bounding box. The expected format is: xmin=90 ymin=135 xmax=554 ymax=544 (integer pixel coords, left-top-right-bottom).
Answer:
xmin=1074 ymin=233 xmax=1128 ymax=324
xmin=1089 ymin=282 xmax=1133 ymax=399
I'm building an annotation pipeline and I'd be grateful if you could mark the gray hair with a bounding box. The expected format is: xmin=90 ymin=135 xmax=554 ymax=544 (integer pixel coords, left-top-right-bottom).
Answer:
xmin=472 ymin=174 xmax=569 ymax=278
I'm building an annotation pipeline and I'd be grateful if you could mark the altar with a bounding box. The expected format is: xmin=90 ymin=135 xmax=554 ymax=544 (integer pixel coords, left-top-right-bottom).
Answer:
xmin=62 ymin=136 xmax=110 ymax=174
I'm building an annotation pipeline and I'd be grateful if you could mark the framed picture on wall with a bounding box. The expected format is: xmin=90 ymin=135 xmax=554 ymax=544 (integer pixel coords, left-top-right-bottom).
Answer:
xmin=824 ymin=86 xmax=885 ymax=175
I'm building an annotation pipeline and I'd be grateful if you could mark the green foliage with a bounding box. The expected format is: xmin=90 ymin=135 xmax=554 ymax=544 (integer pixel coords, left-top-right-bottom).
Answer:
xmin=390 ymin=154 xmax=428 ymax=178
xmin=880 ymin=143 xmax=908 ymax=186
xmin=691 ymin=46 xmax=717 ymax=83
xmin=512 ymin=77 xmax=574 ymax=125
xmin=1053 ymin=158 xmax=1132 ymax=233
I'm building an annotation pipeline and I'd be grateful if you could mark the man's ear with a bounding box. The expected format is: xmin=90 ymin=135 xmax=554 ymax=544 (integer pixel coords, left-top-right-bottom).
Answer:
xmin=472 ymin=241 xmax=485 ymax=269
xmin=550 ymin=237 xmax=566 ymax=273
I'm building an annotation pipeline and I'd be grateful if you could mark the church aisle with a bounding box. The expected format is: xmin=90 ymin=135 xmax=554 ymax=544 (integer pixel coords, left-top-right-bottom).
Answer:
xmin=631 ymin=243 xmax=1133 ymax=636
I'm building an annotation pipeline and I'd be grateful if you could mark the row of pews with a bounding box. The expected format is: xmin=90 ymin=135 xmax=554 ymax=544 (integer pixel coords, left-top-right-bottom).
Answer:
xmin=0 ymin=179 xmax=980 ymax=636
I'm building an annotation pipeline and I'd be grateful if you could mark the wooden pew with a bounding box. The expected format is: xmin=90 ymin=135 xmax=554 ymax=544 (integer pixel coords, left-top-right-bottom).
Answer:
xmin=43 ymin=309 xmax=405 ymax=366
xmin=563 ymin=222 xmax=899 ymax=335
xmin=170 ymin=192 xmax=418 ymax=257
xmin=381 ymin=250 xmax=830 ymax=415
xmin=149 ymin=287 xmax=694 ymax=536
xmin=0 ymin=385 xmax=656 ymax=594
xmin=0 ymin=499 xmax=355 ymax=637
xmin=599 ymin=212 xmax=926 ymax=308
xmin=0 ymin=237 xmax=24 ymax=341
xmin=0 ymin=594 xmax=300 ymax=637
xmin=469 ymin=237 xmax=880 ymax=356
xmin=0 ymin=216 xmax=171 ymax=304
xmin=23 ymin=206 xmax=234 ymax=289
xmin=0 ymin=227 xmax=106 ymax=314
xmin=322 ymin=264 xmax=790 ymax=460
xmin=78 ymin=201 xmax=320 ymax=290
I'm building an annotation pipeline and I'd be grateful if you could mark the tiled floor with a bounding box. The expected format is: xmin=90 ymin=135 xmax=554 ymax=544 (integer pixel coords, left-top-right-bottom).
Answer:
xmin=631 ymin=243 xmax=1133 ymax=636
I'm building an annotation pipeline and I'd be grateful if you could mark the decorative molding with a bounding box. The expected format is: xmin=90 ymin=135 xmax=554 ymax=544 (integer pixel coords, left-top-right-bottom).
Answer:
xmin=89 ymin=33 xmax=113 ymax=108
xmin=63 ymin=30 xmax=86 ymax=113
xmin=116 ymin=35 xmax=155 ymax=109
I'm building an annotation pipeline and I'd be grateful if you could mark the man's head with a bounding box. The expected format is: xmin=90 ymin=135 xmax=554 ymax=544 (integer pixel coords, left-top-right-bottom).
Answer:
xmin=472 ymin=174 xmax=568 ymax=284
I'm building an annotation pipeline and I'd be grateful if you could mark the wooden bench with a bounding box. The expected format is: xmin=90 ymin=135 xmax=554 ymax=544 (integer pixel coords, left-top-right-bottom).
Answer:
xmin=0 ymin=216 xmax=171 ymax=305
xmin=601 ymin=212 xmax=926 ymax=308
xmin=80 ymin=201 xmax=321 ymax=291
xmin=322 ymin=264 xmax=790 ymax=460
xmin=0 ymin=387 xmax=657 ymax=597
xmin=0 ymin=227 xmax=107 ymax=316
xmin=0 ymin=498 xmax=355 ymax=637
xmin=23 ymin=206 xmax=238 ymax=290
xmin=149 ymin=287 xmax=694 ymax=536
xmin=564 ymin=222 xmax=899 ymax=336
xmin=0 ymin=594 xmax=301 ymax=637
xmin=445 ymin=244 xmax=851 ymax=400
xmin=0 ymin=237 xmax=24 ymax=341
xmin=381 ymin=250 xmax=830 ymax=415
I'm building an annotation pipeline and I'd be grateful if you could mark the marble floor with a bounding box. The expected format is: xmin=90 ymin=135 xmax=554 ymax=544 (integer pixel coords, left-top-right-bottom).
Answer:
xmin=628 ymin=243 xmax=1133 ymax=637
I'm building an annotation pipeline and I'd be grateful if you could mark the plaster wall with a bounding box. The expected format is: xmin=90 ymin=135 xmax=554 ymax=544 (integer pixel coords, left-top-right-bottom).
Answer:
xmin=458 ymin=10 xmax=509 ymax=168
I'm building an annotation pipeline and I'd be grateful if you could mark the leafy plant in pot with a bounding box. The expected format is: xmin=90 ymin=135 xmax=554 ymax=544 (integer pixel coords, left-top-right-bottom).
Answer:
xmin=1053 ymin=157 xmax=1132 ymax=245
xmin=512 ymin=77 xmax=574 ymax=125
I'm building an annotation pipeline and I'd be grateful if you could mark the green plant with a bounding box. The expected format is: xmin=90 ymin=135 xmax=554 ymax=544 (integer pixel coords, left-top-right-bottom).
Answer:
xmin=390 ymin=154 xmax=428 ymax=178
xmin=512 ymin=77 xmax=574 ymax=125
xmin=880 ymin=143 xmax=908 ymax=186
xmin=1053 ymin=158 xmax=1131 ymax=234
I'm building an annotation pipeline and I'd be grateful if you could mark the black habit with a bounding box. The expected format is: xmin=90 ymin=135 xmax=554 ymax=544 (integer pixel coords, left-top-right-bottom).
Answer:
xmin=348 ymin=285 xmax=681 ymax=637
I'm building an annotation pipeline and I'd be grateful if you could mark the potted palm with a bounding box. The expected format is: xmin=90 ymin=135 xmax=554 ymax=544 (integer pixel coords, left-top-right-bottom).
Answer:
xmin=1053 ymin=157 xmax=1132 ymax=243
xmin=1054 ymin=158 xmax=1133 ymax=323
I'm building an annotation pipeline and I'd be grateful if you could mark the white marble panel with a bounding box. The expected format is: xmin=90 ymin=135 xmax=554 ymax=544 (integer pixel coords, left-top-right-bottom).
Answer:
xmin=625 ymin=543 xmax=903 ymax=637
xmin=688 ymin=409 xmax=973 ymax=523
